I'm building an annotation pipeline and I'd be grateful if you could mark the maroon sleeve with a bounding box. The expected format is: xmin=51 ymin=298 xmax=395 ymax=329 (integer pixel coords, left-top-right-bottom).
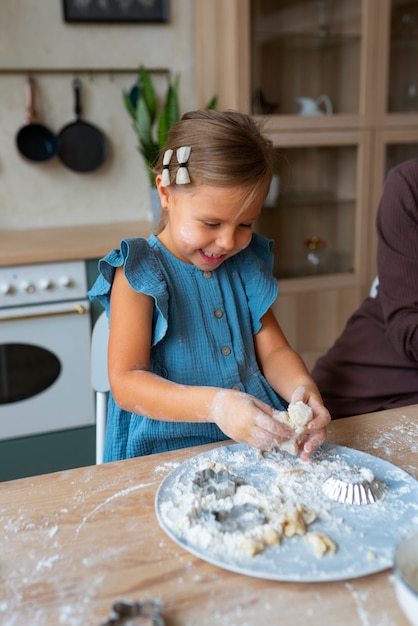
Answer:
xmin=376 ymin=159 xmax=418 ymax=363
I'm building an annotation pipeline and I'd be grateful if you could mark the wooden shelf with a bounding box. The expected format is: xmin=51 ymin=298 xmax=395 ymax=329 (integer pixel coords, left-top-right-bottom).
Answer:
xmin=0 ymin=67 xmax=168 ymax=76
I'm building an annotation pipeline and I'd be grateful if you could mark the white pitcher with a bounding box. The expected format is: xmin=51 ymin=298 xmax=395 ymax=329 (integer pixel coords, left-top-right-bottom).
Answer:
xmin=296 ymin=94 xmax=333 ymax=116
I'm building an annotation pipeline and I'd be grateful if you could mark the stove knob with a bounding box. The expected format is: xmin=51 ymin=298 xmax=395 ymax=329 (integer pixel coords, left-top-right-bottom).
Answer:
xmin=20 ymin=281 xmax=35 ymax=293
xmin=58 ymin=276 xmax=75 ymax=288
xmin=39 ymin=278 xmax=53 ymax=291
xmin=0 ymin=283 xmax=15 ymax=295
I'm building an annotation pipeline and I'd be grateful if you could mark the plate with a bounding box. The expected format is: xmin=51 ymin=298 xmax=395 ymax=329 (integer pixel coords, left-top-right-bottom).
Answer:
xmin=155 ymin=443 xmax=418 ymax=582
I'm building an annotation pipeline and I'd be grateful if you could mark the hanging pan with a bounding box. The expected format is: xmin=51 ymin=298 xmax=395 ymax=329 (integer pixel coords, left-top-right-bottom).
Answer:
xmin=58 ymin=78 xmax=108 ymax=173
xmin=16 ymin=77 xmax=59 ymax=162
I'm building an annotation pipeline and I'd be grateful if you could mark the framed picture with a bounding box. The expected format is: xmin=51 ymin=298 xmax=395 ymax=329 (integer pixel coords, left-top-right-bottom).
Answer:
xmin=63 ymin=0 xmax=169 ymax=23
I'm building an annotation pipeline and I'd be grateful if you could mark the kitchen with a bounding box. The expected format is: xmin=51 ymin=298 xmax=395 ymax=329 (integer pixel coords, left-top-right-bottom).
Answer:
xmin=1 ymin=0 xmax=418 ymax=478
xmin=0 ymin=0 xmax=195 ymax=480
xmin=1 ymin=2 xmax=418 ymax=625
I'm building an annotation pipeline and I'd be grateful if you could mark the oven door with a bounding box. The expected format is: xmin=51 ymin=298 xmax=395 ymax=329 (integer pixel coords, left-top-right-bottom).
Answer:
xmin=0 ymin=300 xmax=94 ymax=440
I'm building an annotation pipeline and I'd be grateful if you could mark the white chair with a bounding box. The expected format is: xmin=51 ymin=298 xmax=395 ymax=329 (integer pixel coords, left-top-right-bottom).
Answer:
xmin=91 ymin=311 xmax=110 ymax=465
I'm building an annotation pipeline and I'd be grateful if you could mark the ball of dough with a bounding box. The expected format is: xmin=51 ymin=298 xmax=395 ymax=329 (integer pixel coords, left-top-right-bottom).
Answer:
xmin=271 ymin=401 xmax=313 ymax=455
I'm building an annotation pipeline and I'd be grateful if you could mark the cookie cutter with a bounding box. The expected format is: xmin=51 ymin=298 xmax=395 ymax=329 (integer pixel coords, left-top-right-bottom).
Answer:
xmin=322 ymin=468 xmax=386 ymax=505
xmin=99 ymin=599 xmax=165 ymax=626
xmin=214 ymin=503 xmax=266 ymax=532
xmin=192 ymin=467 xmax=244 ymax=498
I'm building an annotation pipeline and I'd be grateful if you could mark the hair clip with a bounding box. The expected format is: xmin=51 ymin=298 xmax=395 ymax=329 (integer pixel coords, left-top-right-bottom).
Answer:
xmin=161 ymin=149 xmax=173 ymax=186
xmin=176 ymin=146 xmax=191 ymax=184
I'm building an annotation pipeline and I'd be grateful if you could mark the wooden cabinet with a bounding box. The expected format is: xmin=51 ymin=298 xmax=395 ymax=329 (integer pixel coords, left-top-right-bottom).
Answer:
xmin=194 ymin=0 xmax=418 ymax=369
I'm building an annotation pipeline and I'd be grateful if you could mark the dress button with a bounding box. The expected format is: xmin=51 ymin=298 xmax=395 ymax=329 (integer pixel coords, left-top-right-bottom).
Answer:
xmin=221 ymin=347 xmax=231 ymax=356
xmin=203 ymin=271 xmax=212 ymax=279
xmin=232 ymin=385 xmax=241 ymax=391
xmin=214 ymin=309 xmax=223 ymax=319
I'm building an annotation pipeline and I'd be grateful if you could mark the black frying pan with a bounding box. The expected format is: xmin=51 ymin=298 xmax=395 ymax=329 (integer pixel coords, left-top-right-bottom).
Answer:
xmin=16 ymin=77 xmax=59 ymax=162
xmin=58 ymin=78 xmax=108 ymax=173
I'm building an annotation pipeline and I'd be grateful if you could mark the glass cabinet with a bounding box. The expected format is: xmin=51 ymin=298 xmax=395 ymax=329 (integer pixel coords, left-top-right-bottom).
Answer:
xmin=251 ymin=0 xmax=363 ymax=116
xmin=195 ymin=0 xmax=418 ymax=366
xmin=389 ymin=0 xmax=418 ymax=113
xmin=258 ymin=143 xmax=358 ymax=279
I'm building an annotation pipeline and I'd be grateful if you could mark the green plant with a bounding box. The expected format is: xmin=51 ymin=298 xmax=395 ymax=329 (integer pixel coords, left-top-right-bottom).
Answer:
xmin=123 ymin=65 xmax=217 ymax=187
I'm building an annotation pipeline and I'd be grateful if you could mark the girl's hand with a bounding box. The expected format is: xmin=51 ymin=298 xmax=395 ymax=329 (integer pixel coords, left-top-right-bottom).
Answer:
xmin=290 ymin=385 xmax=331 ymax=461
xmin=209 ymin=389 xmax=294 ymax=450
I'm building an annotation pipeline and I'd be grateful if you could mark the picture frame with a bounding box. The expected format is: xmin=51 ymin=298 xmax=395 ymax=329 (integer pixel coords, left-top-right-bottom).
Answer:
xmin=63 ymin=0 xmax=169 ymax=23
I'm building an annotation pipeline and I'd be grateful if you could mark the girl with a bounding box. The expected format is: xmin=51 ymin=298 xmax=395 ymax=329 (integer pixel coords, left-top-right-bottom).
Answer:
xmin=89 ymin=110 xmax=330 ymax=462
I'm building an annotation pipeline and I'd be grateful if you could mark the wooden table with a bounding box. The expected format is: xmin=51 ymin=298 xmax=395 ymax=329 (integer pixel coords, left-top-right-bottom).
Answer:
xmin=1 ymin=405 xmax=417 ymax=626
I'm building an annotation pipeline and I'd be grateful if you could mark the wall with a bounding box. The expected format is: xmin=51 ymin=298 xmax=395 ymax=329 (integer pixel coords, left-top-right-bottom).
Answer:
xmin=0 ymin=0 xmax=195 ymax=230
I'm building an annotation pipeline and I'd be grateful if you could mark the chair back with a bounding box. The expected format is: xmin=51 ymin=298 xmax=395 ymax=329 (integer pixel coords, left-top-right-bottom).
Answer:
xmin=91 ymin=311 xmax=109 ymax=464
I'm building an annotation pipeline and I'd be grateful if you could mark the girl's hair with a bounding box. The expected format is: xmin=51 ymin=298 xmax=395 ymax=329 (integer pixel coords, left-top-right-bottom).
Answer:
xmin=153 ymin=110 xmax=275 ymax=231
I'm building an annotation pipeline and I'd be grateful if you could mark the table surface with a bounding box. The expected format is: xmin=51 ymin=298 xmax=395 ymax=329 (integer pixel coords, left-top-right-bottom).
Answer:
xmin=1 ymin=405 xmax=417 ymax=626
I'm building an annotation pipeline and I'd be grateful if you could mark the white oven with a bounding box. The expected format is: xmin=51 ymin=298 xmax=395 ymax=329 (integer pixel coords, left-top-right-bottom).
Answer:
xmin=0 ymin=261 xmax=94 ymax=443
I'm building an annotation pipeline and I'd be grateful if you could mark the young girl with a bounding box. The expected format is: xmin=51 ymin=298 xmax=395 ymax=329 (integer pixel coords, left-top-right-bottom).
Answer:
xmin=89 ymin=110 xmax=330 ymax=462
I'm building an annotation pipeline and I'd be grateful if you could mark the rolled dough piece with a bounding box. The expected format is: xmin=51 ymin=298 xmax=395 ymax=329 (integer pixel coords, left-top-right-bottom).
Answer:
xmin=271 ymin=401 xmax=313 ymax=455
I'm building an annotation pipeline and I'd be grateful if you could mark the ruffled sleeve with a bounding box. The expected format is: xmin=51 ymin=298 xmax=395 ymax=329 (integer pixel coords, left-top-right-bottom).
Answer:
xmin=237 ymin=232 xmax=279 ymax=334
xmin=88 ymin=238 xmax=169 ymax=346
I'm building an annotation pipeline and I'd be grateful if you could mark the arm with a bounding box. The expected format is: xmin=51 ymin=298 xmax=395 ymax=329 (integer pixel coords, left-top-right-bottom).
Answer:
xmin=254 ymin=308 xmax=330 ymax=460
xmin=377 ymin=162 xmax=418 ymax=362
xmin=108 ymin=267 xmax=295 ymax=450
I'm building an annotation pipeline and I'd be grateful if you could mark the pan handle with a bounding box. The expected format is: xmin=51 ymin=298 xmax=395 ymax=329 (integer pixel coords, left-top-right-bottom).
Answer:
xmin=24 ymin=76 xmax=38 ymax=124
xmin=72 ymin=77 xmax=83 ymax=121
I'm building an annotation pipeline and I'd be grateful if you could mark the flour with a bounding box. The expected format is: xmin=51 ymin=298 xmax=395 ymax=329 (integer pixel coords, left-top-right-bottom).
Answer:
xmin=156 ymin=443 xmax=418 ymax=582
xmin=159 ymin=448 xmax=341 ymax=558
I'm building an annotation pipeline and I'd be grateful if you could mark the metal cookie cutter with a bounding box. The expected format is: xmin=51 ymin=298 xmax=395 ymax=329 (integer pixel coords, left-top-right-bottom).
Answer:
xmin=99 ymin=599 xmax=165 ymax=626
xmin=322 ymin=467 xmax=386 ymax=505
xmin=192 ymin=467 xmax=244 ymax=498
xmin=214 ymin=503 xmax=266 ymax=532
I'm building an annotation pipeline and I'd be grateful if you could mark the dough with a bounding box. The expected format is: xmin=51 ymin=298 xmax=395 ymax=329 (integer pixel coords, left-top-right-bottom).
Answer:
xmin=304 ymin=531 xmax=337 ymax=557
xmin=271 ymin=401 xmax=313 ymax=455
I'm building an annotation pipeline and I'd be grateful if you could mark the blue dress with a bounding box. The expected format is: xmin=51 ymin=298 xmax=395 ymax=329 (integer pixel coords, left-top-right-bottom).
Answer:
xmin=88 ymin=232 xmax=287 ymax=461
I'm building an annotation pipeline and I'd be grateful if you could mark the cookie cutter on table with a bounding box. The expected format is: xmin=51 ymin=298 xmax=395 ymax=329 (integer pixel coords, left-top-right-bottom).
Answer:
xmin=99 ymin=599 xmax=165 ymax=626
xmin=322 ymin=469 xmax=386 ymax=505
xmin=192 ymin=467 xmax=244 ymax=498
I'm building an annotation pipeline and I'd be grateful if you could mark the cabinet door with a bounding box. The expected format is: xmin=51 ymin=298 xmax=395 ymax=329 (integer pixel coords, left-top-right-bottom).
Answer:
xmin=251 ymin=0 xmax=363 ymax=116
xmin=258 ymin=130 xmax=371 ymax=283
xmin=260 ymin=145 xmax=356 ymax=279
xmin=388 ymin=0 xmax=418 ymax=114
xmin=261 ymin=131 xmax=371 ymax=369
xmin=195 ymin=0 xmax=378 ymax=126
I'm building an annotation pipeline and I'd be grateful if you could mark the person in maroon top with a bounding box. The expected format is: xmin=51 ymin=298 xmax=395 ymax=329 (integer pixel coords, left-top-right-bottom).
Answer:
xmin=311 ymin=158 xmax=418 ymax=418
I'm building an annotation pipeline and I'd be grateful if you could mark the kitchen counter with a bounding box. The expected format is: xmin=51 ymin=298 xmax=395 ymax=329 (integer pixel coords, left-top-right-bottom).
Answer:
xmin=0 ymin=221 xmax=152 ymax=266
xmin=0 ymin=404 xmax=417 ymax=625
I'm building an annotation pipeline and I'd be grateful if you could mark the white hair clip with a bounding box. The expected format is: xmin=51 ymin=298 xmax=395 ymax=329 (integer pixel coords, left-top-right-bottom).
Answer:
xmin=176 ymin=146 xmax=191 ymax=184
xmin=161 ymin=149 xmax=173 ymax=186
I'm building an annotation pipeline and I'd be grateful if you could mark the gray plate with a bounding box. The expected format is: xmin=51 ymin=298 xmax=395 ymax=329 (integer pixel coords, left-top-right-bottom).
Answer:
xmin=155 ymin=444 xmax=418 ymax=582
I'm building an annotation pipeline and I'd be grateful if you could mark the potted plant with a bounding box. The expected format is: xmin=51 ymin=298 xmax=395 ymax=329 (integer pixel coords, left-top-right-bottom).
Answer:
xmin=123 ymin=66 xmax=216 ymax=224
xmin=123 ymin=65 xmax=181 ymax=188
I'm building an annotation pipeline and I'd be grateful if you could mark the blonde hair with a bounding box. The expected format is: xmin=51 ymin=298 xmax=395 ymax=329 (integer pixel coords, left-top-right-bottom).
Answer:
xmin=153 ymin=110 xmax=274 ymax=232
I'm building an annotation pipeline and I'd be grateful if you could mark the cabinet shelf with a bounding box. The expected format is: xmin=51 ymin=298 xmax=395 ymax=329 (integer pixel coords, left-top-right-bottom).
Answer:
xmin=252 ymin=33 xmax=361 ymax=50
xmin=275 ymin=192 xmax=355 ymax=209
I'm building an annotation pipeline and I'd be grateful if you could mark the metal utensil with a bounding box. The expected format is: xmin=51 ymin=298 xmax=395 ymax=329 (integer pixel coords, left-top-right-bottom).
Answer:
xmin=16 ymin=76 xmax=59 ymax=162
xmin=322 ymin=468 xmax=385 ymax=505
xmin=58 ymin=77 xmax=107 ymax=173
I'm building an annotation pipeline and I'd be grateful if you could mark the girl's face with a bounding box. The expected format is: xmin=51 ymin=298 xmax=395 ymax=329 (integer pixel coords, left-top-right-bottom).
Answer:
xmin=156 ymin=178 xmax=264 ymax=271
